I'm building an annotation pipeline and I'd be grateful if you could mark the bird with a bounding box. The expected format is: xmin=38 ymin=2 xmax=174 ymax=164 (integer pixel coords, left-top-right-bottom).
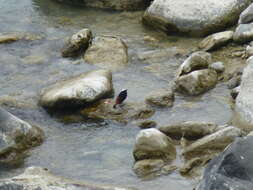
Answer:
xmin=113 ymin=89 xmax=127 ymax=109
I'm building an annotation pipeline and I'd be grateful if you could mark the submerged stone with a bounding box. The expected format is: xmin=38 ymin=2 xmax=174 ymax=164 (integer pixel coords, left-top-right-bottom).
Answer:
xmin=145 ymin=88 xmax=174 ymax=107
xmin=80 ymin=99 xmax=154 ymax=123
xmin=83 ymin=36 xmax=128 ymax=70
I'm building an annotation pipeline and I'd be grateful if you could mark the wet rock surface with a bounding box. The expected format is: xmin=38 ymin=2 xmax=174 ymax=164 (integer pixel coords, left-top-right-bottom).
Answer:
xmin=133 ymin=159 xmax=165 ymax=177
xmin=239 ymin=3 xmax=253 ymax=24
xmin=61 ymin=28 xmax=92 ymax=57
xmin=175 ymin=69 xmax=218 ymax=96
xmin=209 ymin=62 xmax=225 ymax=73
xmin=0 ymin=108 xmax=44 ymax=165
xmin=80 ymin=99 xmax=154 ymax=123
xmin=0 ymin=34 xmax=19 ymax=43
xmin=235 ymin=57 xmax=253 ymax=129
xmin=39 ymin=69 xmax=113 ymax=109
xmin=231 ymin=86 xmax=240 ymax=99
xmin=133 ymin=159 xmax=177 ymax=179
xmin=133 ymin=128 xmax=176 ymax=162
xmin=198 ymin=31 xmax=233 ymax=51
xmin=136 ymin=120 xmax=157 ymax=129
xmin=0 ymin=32 xmax=42 ymax=44
xmin=197 ymin=136 xmax=253 ymax=190
xmin=145 ymin=88 xmax=174 ymax=107
xmin=83 ymin=36 xmax=128 ymax=70
xmin=233 ymin=23 xmax=253 ymax=43
xmin=182 ymin=126 xmax=243 ymax=157
xmin=143 ymin=0 xmax=252 ymax=37
xmin=177 ymin=51 xmax=212 ymax=77
xmin=54 ymin=0 xmax=151 ymax=11
xmin=159 ymin=121 xmax=220 ymax=140
xmin=0 ymin=166 xmax=138 ymax=190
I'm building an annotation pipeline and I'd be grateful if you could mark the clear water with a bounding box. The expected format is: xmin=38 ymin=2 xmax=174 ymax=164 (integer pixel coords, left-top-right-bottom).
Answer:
xmin=0 ymin=0 xmax=233 ymax=189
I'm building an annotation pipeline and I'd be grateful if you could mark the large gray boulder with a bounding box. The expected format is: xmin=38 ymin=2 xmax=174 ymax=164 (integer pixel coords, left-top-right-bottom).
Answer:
xmin=61 ymin=28 xmax=92 ymax=57
xmin=197 ymin=136 xmax=253 ymax=190
xmin=53 ymin=0 xmax=151 ymax=11
xmin=0 ymin=108 xmax=44 ymax=165
xmin=235 ymin=57 xmax=253 ymax=130
xmin=175 ymin=69 xmax=218 ymax=96
xmin=133 ymin=128 xmax=176 ymax=162
xmin=0 ymin=166 xmax=138 ymax=190
xmin=239 ymin=3 xmax=253 ymax=24
xmin=84 ymin=36 xmax=128 ymax=70
xmin=39 ymin=69 xmax=113 ymax=109
xmin=233 ymin=23 xmax=253 ymax=43
xmin=143 ymin=0 xmax=253 ymax=37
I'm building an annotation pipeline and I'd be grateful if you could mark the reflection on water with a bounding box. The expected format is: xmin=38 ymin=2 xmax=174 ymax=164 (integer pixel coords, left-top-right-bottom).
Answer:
xmin=0 ymin=0 xmax=232 ymax=189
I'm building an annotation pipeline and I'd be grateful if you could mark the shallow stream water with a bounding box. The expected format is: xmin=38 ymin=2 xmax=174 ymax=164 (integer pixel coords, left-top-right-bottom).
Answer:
xmin=0 ymin=0 xmax=235 ymax=189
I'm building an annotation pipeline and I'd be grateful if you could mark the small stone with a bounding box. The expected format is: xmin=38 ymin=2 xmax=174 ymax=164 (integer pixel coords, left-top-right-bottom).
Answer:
xmin=133 ymin=159 xmax=165 ymax=177
xmin=198 ymin=31 xmax=233 ymax=51
xmin=227 ymin=74 xmax=242 ymax=89
xmin=231 ymin=86 xmax=240 ymax=99
xmin=180 ymin=157 xmax=202 ymax=175
xmin=61 ymin=28 xmax=92 ymax=57
xmin=161 ymin=165 xmax=177 ymax=175
xmin=0 ymin=34 xmax=19 ymax=43
xmin=145 ymin=88 xmax=174 ymax=107
xmin=143 ymin=35 xmax=158 ymax=43
xmin=209 ymin=62 xmax=225 ymax=73
xmin=177 ymin=51 xmax=212 ymax=77
xmin=137 ymin=120 xmax=157 ymax=129
xmin=246 ymin=45 xmax=253 ymax=57
xmin=175 ymin=69 xmax=218 ymax=95
xmin=133 ymin=128 xmax=176 ymax=161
